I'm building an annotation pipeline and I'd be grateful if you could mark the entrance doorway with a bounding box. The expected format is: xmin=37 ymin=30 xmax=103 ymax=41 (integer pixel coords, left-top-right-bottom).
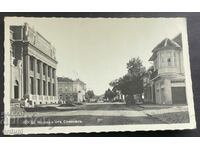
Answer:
xmin=14 ymin=80 xmax=19 ymax=99
xmin=172 ymin=87 xmax=187 ymax=104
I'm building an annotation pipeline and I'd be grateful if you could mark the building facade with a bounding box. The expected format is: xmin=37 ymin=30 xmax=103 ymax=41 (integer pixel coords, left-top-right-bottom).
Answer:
xmin=58 ymin=77 xmax=86 ymax=103
xmin=144 ymin=33 xmax=187 ymax=104
xmin=73 ymin=79 xmax=87 ymax=102
xmin=113 ymin=90 xmax=125 ymax=102
xmin=10 ymin=23 xmax=58 ymax=107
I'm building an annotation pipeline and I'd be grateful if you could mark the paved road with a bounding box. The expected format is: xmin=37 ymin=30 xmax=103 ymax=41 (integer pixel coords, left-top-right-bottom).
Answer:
xmin=10 ymin=103 xmax=189 ymax=127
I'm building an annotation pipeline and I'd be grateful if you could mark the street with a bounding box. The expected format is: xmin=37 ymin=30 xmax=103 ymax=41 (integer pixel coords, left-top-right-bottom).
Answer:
xmin=10 ymin=103 xmax=189 ymax=127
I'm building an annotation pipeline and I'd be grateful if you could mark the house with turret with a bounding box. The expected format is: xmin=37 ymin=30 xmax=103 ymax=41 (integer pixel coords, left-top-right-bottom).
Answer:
xmin=144 ymin=33 xmax=187 ymax=104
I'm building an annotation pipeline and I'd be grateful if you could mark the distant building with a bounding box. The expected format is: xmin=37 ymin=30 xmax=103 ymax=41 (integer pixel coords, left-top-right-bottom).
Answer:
xmin=10 ymin=23 xmax=58 ymax=107
xmin=113 ymin=90 xmax=125 ymax=102
xmin=57 ymin=77 xmax=86 ymax=103
xmin=73 ymin=79 xmax=87 ymax=102
xmin=144 ymin=33 xmax=187 ymax=104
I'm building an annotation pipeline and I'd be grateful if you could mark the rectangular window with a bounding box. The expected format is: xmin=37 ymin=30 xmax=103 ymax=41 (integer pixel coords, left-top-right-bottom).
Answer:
xmin=48 ymin=66 xmax=50 ymax=77
xmin=37 ymin=61 xmax=40 ymax=73
xmin=165 ymin=52 xmax=172 ymax=67
xmin=43 ymin=80 xmax=46 ymax=95
xmin=43 ymin=64 xmax=46 ymax=75
xmin=53 ymin=83 xmax=55 ymax=96
xmin=167 ymin=58 xmax=172 ymax=66
xmin=30 ymin=77 xmax=34 ymax=94
xmin=37 ymin=79 xmax=40 ymax=95
xmin=52 ymin=69 xmax=55 ymax=78
xmin=30 ymin=56 xmax=34 ymax=71
xmin=48 ymin=82 xmax=51 ymax=96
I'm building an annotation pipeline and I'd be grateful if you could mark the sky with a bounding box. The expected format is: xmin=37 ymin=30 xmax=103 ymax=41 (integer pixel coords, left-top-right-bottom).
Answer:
xmin=7 ymin=17 xmax=187 ymax=95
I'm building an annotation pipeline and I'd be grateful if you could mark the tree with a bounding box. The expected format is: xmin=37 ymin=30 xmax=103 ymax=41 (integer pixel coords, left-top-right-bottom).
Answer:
xmin=109 ymin=57 xmax=146 ymax=104
xmin=85 ymin=90 xmax=95 ymax=100
xmin=104 ymin=88 xmax=116 ymax=101
xmin=127 ymin=57 xmax=146 ymax=77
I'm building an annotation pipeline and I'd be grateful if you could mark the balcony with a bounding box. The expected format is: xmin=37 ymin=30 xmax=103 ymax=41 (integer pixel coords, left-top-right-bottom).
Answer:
xmin=29 ymin=94 xmax=58 ymax=102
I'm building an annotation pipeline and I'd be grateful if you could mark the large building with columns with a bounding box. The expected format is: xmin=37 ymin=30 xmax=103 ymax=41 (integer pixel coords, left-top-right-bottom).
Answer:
xmin=10 ymin=23 xmax=58 ymax=107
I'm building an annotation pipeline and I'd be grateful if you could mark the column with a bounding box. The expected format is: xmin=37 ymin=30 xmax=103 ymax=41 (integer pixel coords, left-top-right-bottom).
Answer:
xmin=45 ymin=64 xmax=48 ymax=96
xmin=53 ymin=68 xmax=57 ymax=97
xmin=50 ymin=67 xmax=53 ymax=97
xmin=25 ymin=55 xmax=30 ymax=96
xmin=39 ymin=61 xmax=43 ymax=96
xmin=33 ymin=58 xmax=37 ymax=95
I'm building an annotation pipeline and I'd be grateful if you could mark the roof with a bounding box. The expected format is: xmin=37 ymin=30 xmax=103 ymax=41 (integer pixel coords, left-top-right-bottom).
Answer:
xmin=57 ymin=77 xmax=73 ymax=82
xmin=57 ymin=77 xmax=86 ymax=85
xmin=149 ymin=33 xmax=182 ymax=61
xmin=152 ymin=38 xmax=181 ymax=53
xmin=74 ymin=79 xmax=86 ymax=85
xmin=172 ymin=33 xmax=182 ymax=47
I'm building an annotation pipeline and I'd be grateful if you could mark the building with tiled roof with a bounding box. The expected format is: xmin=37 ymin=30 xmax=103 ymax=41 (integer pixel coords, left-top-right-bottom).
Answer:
xmin=57 ymin=77 xmax=86 ymax=103
xmin=144 ymin=33 xmax=187 ymax=105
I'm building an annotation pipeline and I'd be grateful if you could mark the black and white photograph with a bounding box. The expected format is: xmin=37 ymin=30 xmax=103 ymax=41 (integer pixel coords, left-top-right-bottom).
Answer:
xmin=3 ymin=17 xmax=196 ymax=135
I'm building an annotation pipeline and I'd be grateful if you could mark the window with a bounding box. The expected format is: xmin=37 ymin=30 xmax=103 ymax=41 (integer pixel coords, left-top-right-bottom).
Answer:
xmin=48 ymin=82 xmax=51 ymax=96
xmin=37 ymin=79 xmax=40 ymax=95
xmin=48 ymin=66 xmax=50 ymax=77
xmin=166 ymin=52 xmax=172 ymax=67
xmin=43 ymin=64 xmax=46 ymax=75
xmin=167 ymin=58 xmax=172 ymax=66
xmin=53 ymin=84 xmax=55 ymax=96
xmin=14 ymin=80 xmax=19 ymax=99
xmin=30 ymin=77 xmax=34 ymax=94
xmin=43 ymin=80 xmax=46 ymax=95
xmin=52 ymin=69 xmax=55 ymax=78
xmin=37 ymin=61 xmax=40 ymax=73
xmin=30 ymin=56 xmax=34 ymax=71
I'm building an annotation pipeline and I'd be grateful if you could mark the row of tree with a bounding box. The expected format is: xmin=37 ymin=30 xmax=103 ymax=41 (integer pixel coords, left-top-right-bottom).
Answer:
xmin=105 ymin=57 xmax=146 ymax=104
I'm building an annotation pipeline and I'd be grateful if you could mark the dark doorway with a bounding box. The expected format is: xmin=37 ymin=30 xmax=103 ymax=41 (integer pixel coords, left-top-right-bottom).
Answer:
xmin=172 ymin=87 xmax=187 ymax=104
xmin=14 ymin=80 xmax=19 ymax=99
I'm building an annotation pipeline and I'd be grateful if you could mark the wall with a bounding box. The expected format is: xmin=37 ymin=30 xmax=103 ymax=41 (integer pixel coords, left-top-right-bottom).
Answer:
xmin=154 ymin=79 xmax=172 ymax=104
xmin=157 ymin=50 xmax=181 ymax=75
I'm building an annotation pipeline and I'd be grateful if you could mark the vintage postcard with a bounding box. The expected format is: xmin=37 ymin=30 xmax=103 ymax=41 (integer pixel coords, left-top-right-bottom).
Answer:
xmin=4 ymin=17 xmax=196 ymax=135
